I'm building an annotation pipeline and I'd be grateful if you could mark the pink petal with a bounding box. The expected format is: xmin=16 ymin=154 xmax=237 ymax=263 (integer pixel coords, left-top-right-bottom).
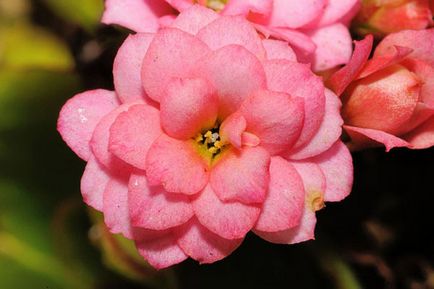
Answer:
xmin=210 ymin=147 xmax=270 ymax=204
xmin=219 ymin=113 xmax=247 ymax=149
xmin=240 ymin=90 xmax=305 ymax=155
xmin=375 ymin=29 xmax=434 ymax=67
xmin=165 ymin=0 xmax=193 ymax=11
xmin=327 ymin=35 xmax=373 ymax=96
xmin=175 ymin=219 xmax=243 ymax=264
xmin=288 ymin=89 xmax=343 ymax=160
xmin=310 ymin=141 xmax=353 ymax=202
xmin=254 ymin=157 xmax=305 ymax=232
xmin=135 ymin=230 xmax=188 ymax=269
xmin=358 ymin=46 xmax=413 ymax=79
xmin=194 ymin=45 xmax=266 ymax=118
xmin=255 ymin=208 xmax=316 ymax=244
xmin=291 ymin=161 xmax=326 ymax=195
xmin=267 ymin=0 xmax=326 ymax=28
xmin=145 ymin=135 xmax=209 ymax=195
xmin=128 ymin=173 xmax=194 ymax=230
xmin=262 ymin=39 xmax=297 ymax=62
xmin=312 ymin=0 xmax=360 ymax=27
xmin=193 ymin=184 xmax=261 ymax=239
xmin=102 ymin=0 xmax=174 ymax=32
xmin=404 ymin=116 xmax=434 ymax=149
xmin=109 ymin=104 xmax=162 ymax=170
xmin=344 ymin=125 xmax=410 ymax=152
xmin=255 ymin=158 xmax=328 ymax=244
xmin=263 ymin=60 xmax=325 ymax=150
xmin=141 ymin=28 xmax=210 ymax=102
xmin=57 ymin=89 xmax=119 ymax=161
xmin=401 ymin=58 xmax=434 ymax=107
xmin=80 ymin=155 xmax=110 ymax=211
xmin=160 ymin=78 xmax=218 ymax=140
xmin=103 ymin=177 xmax=133 ymax=239
xmin=307 ymin=23 xmax=353 ymax=71
xmin=113 ymin=33 xmax=154 ymax=104
xmin=221 ymin=0 xmax=273 ymax=16
xmin=342 ymin=65 xmax=421 ymax=135
xmin=259 ymin=26 xmax=317 ymax=58
xmin=196 ymin=16 xmax=265 ymax=59
xmin=171 ymin=5 xmax=219 ymax=35
xmin=90 ymin=103 xmax=138 ymax=169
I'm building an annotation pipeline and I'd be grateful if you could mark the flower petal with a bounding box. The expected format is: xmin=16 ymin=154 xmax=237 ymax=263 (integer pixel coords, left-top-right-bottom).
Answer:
xmin=344 ymin=125 xmax=410 ymax=152
xmin=128 ymin=173 xmax=194 ymax=230
xmin=219 ymin=113 xmax=247 ymax=149
xmin=262 ymin=39 xmax=297 ymax=62
xmin=103 ymin=177 xmax=132 ymax=239
xmin=264 ymin=60 xmax=325 ymax=150
xmin=404 ymin=116 xmax=434 ymax=149
xmin=375 ymin=29 xmax=434 ymax=67
xmin=197 ymin=16 xmax=265 ymax=58
xmin=401 ymin=58 xmax=434 ymax=107
xmin=160 ymin=78 xmax=218 ymax=140
xmin=342 ymin=65 xmax=421 ymax=135
xmin=57 ymin=89 xmax=119 ymax=161
xmin=327 ymin=35 xmax=373 ymax=96
xmin=288 ymin=89 xmax=343 ymax=160
xmin=240 ymin=90 xmax=305 ymax=155
xmin=254 ymin=157 xmax=305 ymax=232
xmin=102 ymin=0 xmax=174 ymax=32
xmin=141 ymin=28 xmax=210 ymax=102
xmin=113 ymin=33 xmax=154 ymax=104
xmin=193 ymin=184 xmax=261 ymax=239
xmin=194 ymin=45 xmax=266 ymax=118
xmin=267 ymin=0 xmax=327 ymax=29
xmin=255 ymin=208 xmax=316 ymax=244
xmin=80 ymin=155 xmax=110 ymax=211
xmin=145 ymin=135 xmax=209 ymax=195
xmin=171 ymin=5 xmax=219 ymax=35
xmin=210 ymin=147 xmax=270 ymax=204
xmin=175 ymin=219 xmax=243 ymax=264
xmin=91 ymin=103 xmax=138 ymax=169
xmin=310 ymin=141 xmax=353 ymax=202
xmin=109 ymin=104 xmax=162 ymax=170
xmin=358 ymin=46 xmax=413 ymax=79
xmin=307 ymin=23 xmax=353 ymax=71
xmin=291 ymin=162 xmax=326 ymax=196
xmin=312 ymin=0 xmax=360 ymax=27
xmin=135 ymin=229 xmax=188 ymax=270
xmin=221 ymin=0 xmax=272 ymax=16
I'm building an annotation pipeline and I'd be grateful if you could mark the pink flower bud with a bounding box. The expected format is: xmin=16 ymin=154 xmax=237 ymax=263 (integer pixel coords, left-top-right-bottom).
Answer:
xmin=328 ymin=29 xmax=434 ymax=151
xmin=354 ymin=0 xmax=433 ymax=37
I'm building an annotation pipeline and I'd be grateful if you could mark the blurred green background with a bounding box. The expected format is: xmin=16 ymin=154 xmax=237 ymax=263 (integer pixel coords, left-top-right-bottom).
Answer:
xmin=0 ymin=1 xmax=433 ymax=288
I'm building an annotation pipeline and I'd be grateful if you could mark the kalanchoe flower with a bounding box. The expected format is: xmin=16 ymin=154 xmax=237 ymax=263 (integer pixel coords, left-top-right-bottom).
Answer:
xmin=101 ymin=0 xmax=361 ymax=71
xmin=58 ymin=6 xmax=353 ymax=269
xmin=328 ymin=29 xmax=434 ymax=151
xmin=353 ymin=0 xmax=433 ymax=38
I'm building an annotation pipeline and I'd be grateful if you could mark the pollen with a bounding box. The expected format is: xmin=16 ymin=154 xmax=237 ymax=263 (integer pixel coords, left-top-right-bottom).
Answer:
xmin=194 ymin=126 xmax=226 ymax=157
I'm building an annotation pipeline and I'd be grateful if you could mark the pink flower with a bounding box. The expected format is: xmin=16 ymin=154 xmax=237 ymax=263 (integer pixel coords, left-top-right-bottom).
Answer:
xmin=328 ymin=29 xmax=434 ymax=151
xmin=58 ymin=6 xmax=353 ymax=269
xmin=354 ymin=0 xmax=433 ymax=37
xmin=101 ymin=0 xmax=361 ymax=71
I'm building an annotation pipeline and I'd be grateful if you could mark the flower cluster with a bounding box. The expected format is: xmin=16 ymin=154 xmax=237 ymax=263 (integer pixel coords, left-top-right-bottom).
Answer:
xmin=57 ymin=0 xmax=434 ymax=269
xmin=102 ymin=0 xmax=360 ymax=71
